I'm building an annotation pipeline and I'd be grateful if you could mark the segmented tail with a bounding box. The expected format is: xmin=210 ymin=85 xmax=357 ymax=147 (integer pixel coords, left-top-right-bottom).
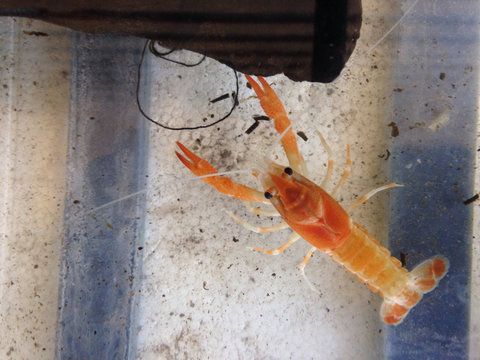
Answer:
xmin=381 ymin=256 xmax=449 ymax=325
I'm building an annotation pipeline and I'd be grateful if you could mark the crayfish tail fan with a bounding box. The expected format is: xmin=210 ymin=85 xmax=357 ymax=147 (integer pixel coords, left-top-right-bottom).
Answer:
xmin=380 ymin=256 xmax=449 ymax=325
xmin=408 ymin=256 xmax=449 ymax=293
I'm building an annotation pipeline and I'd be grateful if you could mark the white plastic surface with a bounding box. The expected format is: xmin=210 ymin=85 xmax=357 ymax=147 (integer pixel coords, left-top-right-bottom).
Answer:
xmin=0 ymin=19 xmax=69 ymax=359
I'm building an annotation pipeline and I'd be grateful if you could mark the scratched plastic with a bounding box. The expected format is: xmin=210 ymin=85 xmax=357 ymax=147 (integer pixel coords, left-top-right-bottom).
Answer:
xmin=0 ymin=1 xmax=478 ymax=359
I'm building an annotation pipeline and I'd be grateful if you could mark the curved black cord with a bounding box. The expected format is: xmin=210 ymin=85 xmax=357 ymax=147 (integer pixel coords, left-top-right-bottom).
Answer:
xmin=136 ymin=40 xmax=239 ymax=130
xmin=148 ymin=40 xmax=207 ymax=67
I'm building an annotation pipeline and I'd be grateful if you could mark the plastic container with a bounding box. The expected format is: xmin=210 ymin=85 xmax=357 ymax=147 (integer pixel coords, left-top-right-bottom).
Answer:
xmin=0 ymin=0 xmax=478 ymax=358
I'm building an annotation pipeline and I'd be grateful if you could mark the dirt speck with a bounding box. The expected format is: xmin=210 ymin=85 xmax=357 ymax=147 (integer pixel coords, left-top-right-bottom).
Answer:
xmin=388 ymin=122 xmax=399 ymax=137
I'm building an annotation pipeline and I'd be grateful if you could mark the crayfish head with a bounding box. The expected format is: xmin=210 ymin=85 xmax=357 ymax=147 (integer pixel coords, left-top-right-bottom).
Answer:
xmin=259 ymin=163 xmax=323 ymax=224
xmin=259 ymin=163 xmax=352 ymax=250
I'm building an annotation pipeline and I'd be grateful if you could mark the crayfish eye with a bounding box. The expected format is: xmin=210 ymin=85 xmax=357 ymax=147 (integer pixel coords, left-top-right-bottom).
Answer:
xmin=284 ymin=167 xmax=293 ymax=176
xmin=264 ymin=191 xmax=273 ymax=199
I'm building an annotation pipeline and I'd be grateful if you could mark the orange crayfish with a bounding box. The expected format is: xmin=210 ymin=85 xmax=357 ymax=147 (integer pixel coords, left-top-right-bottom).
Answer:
xmin=176 ymin=75 xmax=449 ymax=325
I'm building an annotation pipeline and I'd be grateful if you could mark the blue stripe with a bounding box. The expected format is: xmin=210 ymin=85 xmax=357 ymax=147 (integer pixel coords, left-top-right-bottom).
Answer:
xmin=56 ymin=34 xmax=148 ymax=359
xmin=386 ymin=1 xmax=477 ymax=358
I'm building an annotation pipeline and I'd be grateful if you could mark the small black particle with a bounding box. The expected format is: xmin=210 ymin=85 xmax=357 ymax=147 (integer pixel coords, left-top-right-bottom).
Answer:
xmin=23 ymin=30 xmax=49 ymax=36
xmin=73 ymin=200 xmax=80 ymax=204
xmin=297 ymin=131 xmax=308 ymax=141
xmin=246 ymin=121 xmax=259 ymax=134
xmin=210 ymin=93 xmax=229 ymax=103
xmin=232 ymin=236 xmax=239 ymax=243
xmin=284 ymin=167 xmax=293 ymax=175
xmin=400 ymin=253 xmax=407 ymax=267
xmin=464 ymin=193 xmax=479 ymax=205
xmin=264 ymin=191 xmax=273 ymax=199
xmin=385 ymin=149 xmax=391 ymax=161
xmin=388 ymin=122 xmax=399 ymax=137
xmin=439 ymin=72 xmax=446 ymax=80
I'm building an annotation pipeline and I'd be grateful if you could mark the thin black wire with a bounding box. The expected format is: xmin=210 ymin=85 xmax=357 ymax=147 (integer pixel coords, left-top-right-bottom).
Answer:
xmin=149 ymin=40 xmax=206 ymax=67
xmin=148 ymin=41 xmax=176 ymax=57
xmin=136 ymin=40 xmax=239 ymax=130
